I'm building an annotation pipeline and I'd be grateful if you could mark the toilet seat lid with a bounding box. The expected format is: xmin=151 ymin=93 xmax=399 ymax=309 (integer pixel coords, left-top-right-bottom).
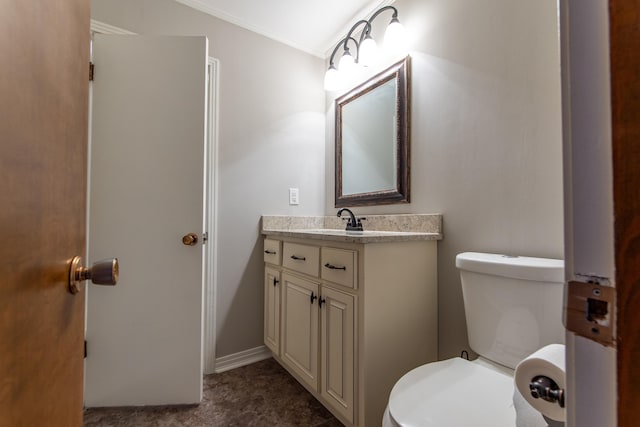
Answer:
xmin=387 ymin=357 xmax=516 ymax=427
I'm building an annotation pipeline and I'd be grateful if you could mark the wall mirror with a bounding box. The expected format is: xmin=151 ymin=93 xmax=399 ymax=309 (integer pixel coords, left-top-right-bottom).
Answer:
xmin=335 ymin=56 xmax=410 ymax=207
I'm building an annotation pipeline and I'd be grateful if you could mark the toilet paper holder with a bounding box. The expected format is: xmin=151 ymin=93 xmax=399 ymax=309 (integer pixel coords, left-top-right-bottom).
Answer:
xmin=529 ymin=375 xmax=565 ymax=408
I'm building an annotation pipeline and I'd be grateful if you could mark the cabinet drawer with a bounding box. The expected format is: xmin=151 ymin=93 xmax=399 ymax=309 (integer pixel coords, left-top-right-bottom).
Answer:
xmin=264 ymin=239 xmax=282 ymax=265
xmin=321 ymin=247 xmax=357 ymax=289
xmin=283 ymin=242 xmax=320 ymax=277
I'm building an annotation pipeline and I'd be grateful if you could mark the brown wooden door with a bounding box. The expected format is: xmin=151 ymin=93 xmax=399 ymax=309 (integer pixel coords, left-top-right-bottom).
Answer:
xmin=610 ymin=1 xmax=640 ymax=425
xmin=0 ymin=1 xmax=90 ymax=426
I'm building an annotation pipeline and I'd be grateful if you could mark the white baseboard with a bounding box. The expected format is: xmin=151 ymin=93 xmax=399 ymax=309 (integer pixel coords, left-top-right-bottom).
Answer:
xmin=214 ymin=345 xmax=272 ymax=373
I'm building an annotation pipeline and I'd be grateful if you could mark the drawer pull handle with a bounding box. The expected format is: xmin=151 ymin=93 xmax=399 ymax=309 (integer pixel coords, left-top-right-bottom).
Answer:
xmin=324 ymin=263 xmax=346 ymax=271
xmin=264 ymin=250 xmax=276 ymax=254
xmin=291 ymin=255 xmax=306 ymax=261
xmin=310 ymin=291 xmax=318 ymax=304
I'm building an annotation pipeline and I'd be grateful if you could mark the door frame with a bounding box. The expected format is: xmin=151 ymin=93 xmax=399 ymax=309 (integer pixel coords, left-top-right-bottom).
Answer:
xmin=561 ymin=0 xmax=640 ymax=425
xmin=559 ymin=1 xmax=617 ymax=426
xmin=88 ymin=19 xmax=220 ymax=375
xmin=203 ymin=55 xmax=220 ymax=374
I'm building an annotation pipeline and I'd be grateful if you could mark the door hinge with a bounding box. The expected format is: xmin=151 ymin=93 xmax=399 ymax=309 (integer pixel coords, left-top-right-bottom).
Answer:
xmin=84 ymin=340 xmax=87 ymax=358
xmin=203 ymin=232 xmax=208 ymax=243
xmin=89 ymin=62 xmax=94 ymax=81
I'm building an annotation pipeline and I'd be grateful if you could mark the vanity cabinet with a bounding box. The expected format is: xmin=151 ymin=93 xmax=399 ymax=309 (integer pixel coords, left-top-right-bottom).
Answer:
xmin=263 ymin=235 xmax=437 ymax=427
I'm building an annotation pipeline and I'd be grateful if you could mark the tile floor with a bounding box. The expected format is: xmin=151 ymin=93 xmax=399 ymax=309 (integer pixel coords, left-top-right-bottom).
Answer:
xmin=83 ymin=358 xmax=343 ymax=426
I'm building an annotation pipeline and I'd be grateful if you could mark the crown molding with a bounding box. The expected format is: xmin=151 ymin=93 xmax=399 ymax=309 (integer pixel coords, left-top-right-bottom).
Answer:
xmin=90 ymin=19 xmax=136 ymax=35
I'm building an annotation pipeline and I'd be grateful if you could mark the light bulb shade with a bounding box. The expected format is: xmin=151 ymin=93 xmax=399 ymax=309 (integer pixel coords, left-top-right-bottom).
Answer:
xmin=383 ymin=19 xmax=406 ymax=53
xmin=358 ymin=36 xmax=378 ymax=67
xmin=324 ymin=66 xmax=340 ymax=91
xmin=338 ymin=51 xmax=356 ymax=74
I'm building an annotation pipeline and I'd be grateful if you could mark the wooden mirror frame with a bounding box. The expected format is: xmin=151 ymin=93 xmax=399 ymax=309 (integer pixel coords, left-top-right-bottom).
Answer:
xmin=335 ymin=56 xmax=411 ymax=207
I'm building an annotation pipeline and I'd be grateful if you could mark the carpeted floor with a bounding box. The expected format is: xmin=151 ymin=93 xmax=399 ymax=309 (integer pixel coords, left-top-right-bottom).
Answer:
xmin=83 ymin=358 xmax=342 ymax=426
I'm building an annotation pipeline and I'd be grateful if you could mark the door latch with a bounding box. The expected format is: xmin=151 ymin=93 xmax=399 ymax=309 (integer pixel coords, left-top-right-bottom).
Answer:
xmin=565 ymin=279 xmax=616 ymax=347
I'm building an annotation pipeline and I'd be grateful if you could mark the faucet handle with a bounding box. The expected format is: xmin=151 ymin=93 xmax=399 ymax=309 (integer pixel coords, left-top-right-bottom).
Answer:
xmin=342 ymin=217 xmax=365 ymax=231
xmin=337 ymin=208 xmax=363 ymax=231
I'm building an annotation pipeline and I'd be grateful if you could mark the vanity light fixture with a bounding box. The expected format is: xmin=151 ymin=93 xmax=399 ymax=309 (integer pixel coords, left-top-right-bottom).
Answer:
xmin=324 ymin=5 xmax=407 ymax=91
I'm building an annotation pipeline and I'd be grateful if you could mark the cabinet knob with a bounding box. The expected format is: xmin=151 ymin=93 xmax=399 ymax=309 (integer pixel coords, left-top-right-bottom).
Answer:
xmin=319 ymin=297 xmax=326 ymax=308
xmin=310 ymin=292 xmax=318 ymax=304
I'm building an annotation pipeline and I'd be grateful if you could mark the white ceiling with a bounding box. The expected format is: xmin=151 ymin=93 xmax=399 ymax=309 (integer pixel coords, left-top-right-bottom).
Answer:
xmin=173 ymin=0 xmax=393 ymax=58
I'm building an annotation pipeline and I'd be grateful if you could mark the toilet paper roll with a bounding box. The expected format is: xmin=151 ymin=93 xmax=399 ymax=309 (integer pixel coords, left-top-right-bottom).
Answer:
xmin=515 ymin=344 xmax=566 ymax=422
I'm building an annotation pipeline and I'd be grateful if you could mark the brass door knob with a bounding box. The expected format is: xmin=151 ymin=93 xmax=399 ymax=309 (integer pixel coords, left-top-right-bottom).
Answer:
xmin=182 ymin=233 xmax=199 ymax=246
xmin=69 ymin=256 xmax=119 ymax=294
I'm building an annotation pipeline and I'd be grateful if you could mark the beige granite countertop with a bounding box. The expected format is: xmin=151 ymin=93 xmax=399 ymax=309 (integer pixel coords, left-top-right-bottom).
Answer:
xmin=261 ymin=214 xmax=443 ymax=243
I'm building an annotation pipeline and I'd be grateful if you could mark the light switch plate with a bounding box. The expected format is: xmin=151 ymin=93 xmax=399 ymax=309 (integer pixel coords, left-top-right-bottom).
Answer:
xmin=289 ymin=188 xmax=299 ymax=205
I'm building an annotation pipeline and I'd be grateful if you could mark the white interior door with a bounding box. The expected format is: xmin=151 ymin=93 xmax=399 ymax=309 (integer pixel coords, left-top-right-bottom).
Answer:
xmin=86 ymin=35 xmax=208 ymax=406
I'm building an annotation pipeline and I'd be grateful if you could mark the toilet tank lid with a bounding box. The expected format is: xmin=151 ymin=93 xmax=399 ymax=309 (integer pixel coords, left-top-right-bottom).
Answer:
xmin=456 ymin=252 xmax=564 ymax=283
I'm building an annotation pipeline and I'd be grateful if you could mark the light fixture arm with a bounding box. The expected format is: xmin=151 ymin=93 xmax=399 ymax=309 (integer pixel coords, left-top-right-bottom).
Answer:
xmin=328 ymin=36 xmax=359 ymax=67
xmin=323 ymin=5 xmax=404 ymax=91
xmin=363 ymin=5 xmax=402 ymax=51
xmin=328 ymin=6 xmax=401 ymax=66
xmin=361 ymin=6 xmax=399 ymax=42
xmin=343 ymin=20 xmax=371 ymax=62
xmin=366 ymin=5 xmax=398 ymax=28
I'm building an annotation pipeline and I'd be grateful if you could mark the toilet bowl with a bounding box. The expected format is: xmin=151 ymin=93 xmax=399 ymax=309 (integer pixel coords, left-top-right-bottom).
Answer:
xmin=383 ymin=357 xmax=515 ymax=427
xmin=383 ymin=252 xmax=565 ymax=427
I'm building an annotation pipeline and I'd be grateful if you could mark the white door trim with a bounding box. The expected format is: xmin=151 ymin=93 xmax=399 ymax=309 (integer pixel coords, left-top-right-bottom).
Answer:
xmin=559 ymin=1 xmax=617 ymax=425
xmin=203 ymin=56 xmax=220 ymax=374
xmin=88 ymin=18 xmax=219 ymax=377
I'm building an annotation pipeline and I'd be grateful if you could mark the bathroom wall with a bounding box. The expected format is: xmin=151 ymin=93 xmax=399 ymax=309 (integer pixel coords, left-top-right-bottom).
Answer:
xmin=91 ymin=0 xmax=564 ymax=365
xmin=325 ymin=0 xmax=564 ymax=359
xmin=90 ymin=0 xmax=326 ymax=357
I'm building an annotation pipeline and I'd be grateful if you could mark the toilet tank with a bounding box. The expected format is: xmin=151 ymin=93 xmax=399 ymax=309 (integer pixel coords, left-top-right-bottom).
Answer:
xmin=455 ymin=252 xmax=565 ymax=370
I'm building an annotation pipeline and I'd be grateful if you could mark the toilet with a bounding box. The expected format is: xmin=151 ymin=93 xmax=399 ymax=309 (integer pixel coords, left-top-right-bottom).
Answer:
xmin=383 ymin=252 xmax=565 ymax=427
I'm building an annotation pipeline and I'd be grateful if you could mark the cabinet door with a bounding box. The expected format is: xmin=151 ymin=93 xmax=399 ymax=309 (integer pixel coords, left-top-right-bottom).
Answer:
xmin=264 ymin=267 xmax=281 ymax=355
xmin=281 ymin=273 xmax=319 ymax=392
xmin=321 ymin=287 xmax=355 ymax=424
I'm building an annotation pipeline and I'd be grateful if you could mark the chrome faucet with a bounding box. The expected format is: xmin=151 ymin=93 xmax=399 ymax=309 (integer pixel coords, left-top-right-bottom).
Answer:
xmin=337 ymin=208 xmax=365 ymax=231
